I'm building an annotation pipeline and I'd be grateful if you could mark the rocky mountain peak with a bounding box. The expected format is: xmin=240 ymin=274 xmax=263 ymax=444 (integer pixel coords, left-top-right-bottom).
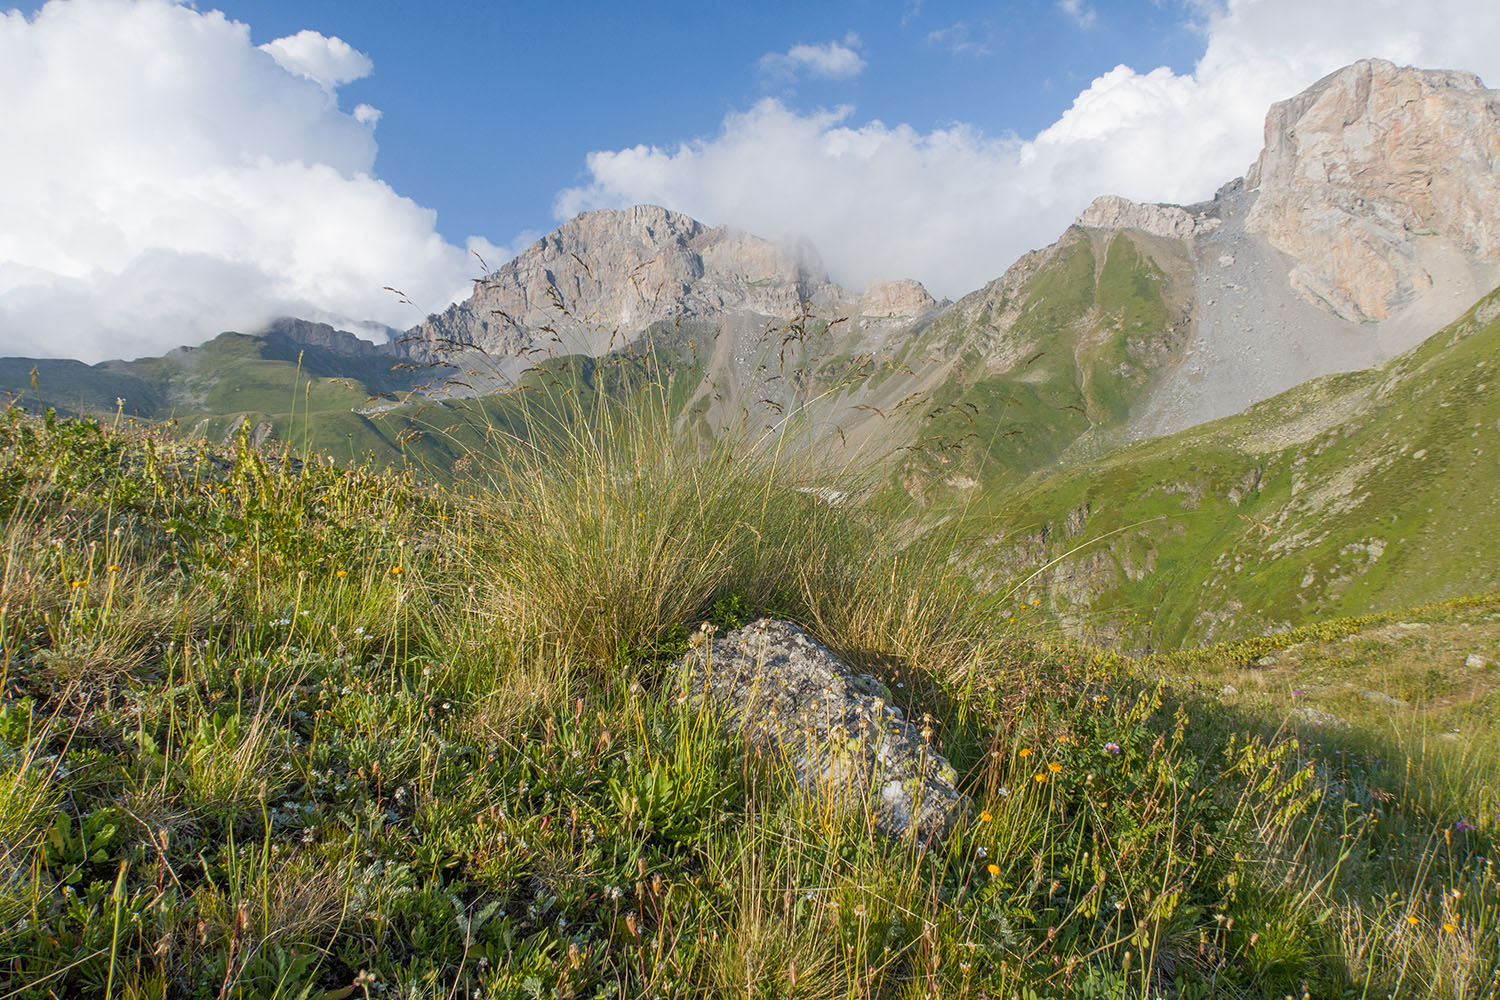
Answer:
xmin=857 ymin=278 xmax=938 ymax=318
xmin=259 ymin=317 xmax=402 ymax=359
xmin=1075 ymin=194 xmax=1219 ymax=240
xmin=1245 ymin=58 xmax=1500 ymax=321
xmin=407 ymin=205 xmax=844 ymax=369
xmin=499 ymin=203 xmax=840 ymax=327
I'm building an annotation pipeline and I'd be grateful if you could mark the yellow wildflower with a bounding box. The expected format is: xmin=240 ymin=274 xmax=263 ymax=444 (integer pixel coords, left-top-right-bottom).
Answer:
xmin=1048 ymin=762 xmax=1063 ymax=774
xmin=979 ymin=810 xmax=992 ymax=822
xmin=986 ymin=863 xmax=999 ymax=877
xmin=1018 ymin=747 xmax=1031 ymax=758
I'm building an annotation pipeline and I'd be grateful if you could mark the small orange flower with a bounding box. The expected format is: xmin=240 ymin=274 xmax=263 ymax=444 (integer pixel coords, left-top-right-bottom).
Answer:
xmin=979 ymin=810 xmax=992 ymax=822
xmin=1048 ymin=762 xmax=1063 ymax=774
xmin=1034 ymin=773 xmax=1047 ymax=784
xmin=336 ymin=569 xmax=348 ymax=578
xmin=390 ymin=566 xmax=404 ymax=576
xmin=1406 ymin=915 xmax=1419 ymax=926
xmin=1017 ymin=747 xmax=1032 ymax=758
xmin=986 ymin=863 xmax=999 ymax=876
xmin=1443 ymin=922 xmax=1458 ymax=934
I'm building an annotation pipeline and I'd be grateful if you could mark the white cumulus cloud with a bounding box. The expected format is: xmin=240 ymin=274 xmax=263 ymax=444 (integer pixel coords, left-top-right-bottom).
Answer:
xmin=759 ymin=33 xmax=866 ymax=85
xmin=0 ymin=0 xmax=486 ymax=362
xmin=259 ymin=29 xmax=372 ymax=92
xmin=558 ymin=0 xmax=1500 ymax=300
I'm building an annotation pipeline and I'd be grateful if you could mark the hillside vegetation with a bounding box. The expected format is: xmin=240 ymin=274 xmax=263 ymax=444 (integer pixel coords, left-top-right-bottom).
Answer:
xmin=971 ymin=285 xmax=1500 ymax=649
xmin=901 ymin=228 xmax=1191 ymax=498
xmin=1 ymin=391 xmax=1495 ymax=999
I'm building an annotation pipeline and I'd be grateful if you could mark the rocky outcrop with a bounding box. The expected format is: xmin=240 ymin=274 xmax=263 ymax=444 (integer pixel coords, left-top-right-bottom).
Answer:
xmin=1076 ymin=195 xmax=1219 ymax=241
xmin=857 ymin=279 xmax=938 ymax=318
xmin=259 ymin=318 xmax=403 ymax=360
xmin=409 ymin=205 xmax=844 ymax=362
xmin=1245 ymin=59 xmax=1500 ymax=321
xmin=678 ymin=619 xmax=969 ymax=843
xmin=252 ymin=317 xmax=427 ymax=392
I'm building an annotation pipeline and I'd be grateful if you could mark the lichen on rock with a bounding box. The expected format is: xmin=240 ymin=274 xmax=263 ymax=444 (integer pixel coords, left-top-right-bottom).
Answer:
xmin=677 ymin=618 xmax=969 ymax=843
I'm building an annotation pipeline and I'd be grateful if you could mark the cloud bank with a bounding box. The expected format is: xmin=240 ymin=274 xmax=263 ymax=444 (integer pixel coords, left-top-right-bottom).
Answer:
xmin=559 ymin=0 xmax=1500 ymax=300
xmin=0 ymin=0 xmax=493 ymax=362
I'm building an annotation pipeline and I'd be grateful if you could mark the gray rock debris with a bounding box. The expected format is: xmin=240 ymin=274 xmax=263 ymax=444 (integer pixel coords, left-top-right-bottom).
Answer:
xmin=677 ymin=618 xmax=968 ymax=843
xmin=1360 ymin=689 xmax=1410 ymax=709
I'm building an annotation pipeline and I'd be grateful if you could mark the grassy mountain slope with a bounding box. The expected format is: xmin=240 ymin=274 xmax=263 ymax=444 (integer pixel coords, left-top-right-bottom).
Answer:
xmin=895 ymin=227 xmax=1192 ymax=502
xmin=973 ymin=285 xmax=1500 ymax=649
xmin=2 ymin=330 xmax=494 ymax=471
xmin=1 ymin=403 xmax=1494 ymax=998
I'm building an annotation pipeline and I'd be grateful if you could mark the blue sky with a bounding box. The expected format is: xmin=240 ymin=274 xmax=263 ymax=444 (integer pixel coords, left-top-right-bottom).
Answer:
xmin=3 ymin=0 xmax=1499 ymax=360
xmin=200 ymin=0 xmax=1206 ymax=252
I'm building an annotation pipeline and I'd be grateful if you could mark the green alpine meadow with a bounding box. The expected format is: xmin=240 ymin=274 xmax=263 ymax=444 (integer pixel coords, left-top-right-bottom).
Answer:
xmin=1 ymin=362 xmax=1496 ymax=997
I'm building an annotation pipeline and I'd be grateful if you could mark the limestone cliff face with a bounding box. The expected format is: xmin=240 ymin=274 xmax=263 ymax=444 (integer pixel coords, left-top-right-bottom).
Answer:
xmin=409 ymin=205 xmax=844 ymax=362
xmin=857 ymin=278 xmax=938 ymax=318
xmin=403 ymin=204 xmax=938 ymax=394
xmin=1244 ymin=59 xmax=1500 ymax=321
xmin=1076 ymin=195 xmax=1219 ymax=241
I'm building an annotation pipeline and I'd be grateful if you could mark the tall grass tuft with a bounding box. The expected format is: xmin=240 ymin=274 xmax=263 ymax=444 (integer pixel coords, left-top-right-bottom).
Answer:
xmin=471 ymin=369 xmax=823 ymax=665
xmin=0 ymin=719 xmax=60 ymax=928
xmin=463 ymin=358 xmax=1018 ymax=695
